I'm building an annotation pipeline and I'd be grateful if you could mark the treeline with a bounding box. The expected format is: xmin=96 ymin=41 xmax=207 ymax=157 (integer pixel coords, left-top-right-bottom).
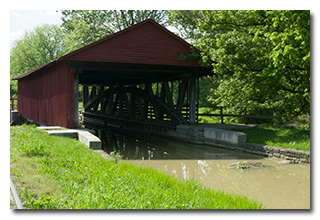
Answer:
xmin=10 ymin=10 xmax=310 ymax=124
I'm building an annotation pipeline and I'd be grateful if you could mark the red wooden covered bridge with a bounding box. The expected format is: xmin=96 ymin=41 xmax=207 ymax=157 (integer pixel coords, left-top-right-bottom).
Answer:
xmin=12 ymin=19 xmax=212 ymax=132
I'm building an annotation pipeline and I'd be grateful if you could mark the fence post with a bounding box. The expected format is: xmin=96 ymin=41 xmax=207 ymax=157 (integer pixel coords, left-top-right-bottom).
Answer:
xmin=10 ymin=99 xmax=16 ymax=111
xmin=220 ymin=106 xmax=224 ymax=124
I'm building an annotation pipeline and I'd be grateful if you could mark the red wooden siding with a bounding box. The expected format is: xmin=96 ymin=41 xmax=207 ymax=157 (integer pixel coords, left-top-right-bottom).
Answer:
xmin=67 ymin=21 xmax=200 ymax=66
xmin=14 ymin=19 xmax=204 ymax=128
xmin=17 ymin=61 xmax=74 ymax=128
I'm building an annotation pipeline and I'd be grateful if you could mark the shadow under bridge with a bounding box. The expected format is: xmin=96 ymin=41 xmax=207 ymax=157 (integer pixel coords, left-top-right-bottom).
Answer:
xmin=70 ymin=60 xmax=212 ymax=133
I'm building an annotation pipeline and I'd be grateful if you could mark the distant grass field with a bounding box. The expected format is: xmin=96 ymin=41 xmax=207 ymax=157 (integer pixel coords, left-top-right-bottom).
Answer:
xmin=197 ymin=107 xmax=310 ymax=151
xmin=232 ymin=125 xmax=310 ymax=151
xmin=10 ymin=125 xmax=263 ymax=209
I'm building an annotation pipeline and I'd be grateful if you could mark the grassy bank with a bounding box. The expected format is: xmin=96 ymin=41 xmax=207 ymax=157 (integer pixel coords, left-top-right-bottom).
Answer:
xmin=233 ymin=125 xmax=310 ymax=151
xmin=10 ymin=125 xmax=263 ymax=209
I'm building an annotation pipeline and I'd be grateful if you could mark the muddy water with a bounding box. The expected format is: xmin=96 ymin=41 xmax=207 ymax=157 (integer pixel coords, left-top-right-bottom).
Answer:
xmin=98 ymin=128 xmax=310 ymax=209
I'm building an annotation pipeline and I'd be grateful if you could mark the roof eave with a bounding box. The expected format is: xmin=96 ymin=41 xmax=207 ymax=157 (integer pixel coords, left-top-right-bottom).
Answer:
xmin=11 ymin=19 xmax=202 ymax=80
xmin=11 ymin=59 xmax=59 ymax=80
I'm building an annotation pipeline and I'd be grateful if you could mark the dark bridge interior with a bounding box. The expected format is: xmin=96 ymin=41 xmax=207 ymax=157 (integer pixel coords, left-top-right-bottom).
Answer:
xmin=69 ymin=60 xmax=212 ymax=132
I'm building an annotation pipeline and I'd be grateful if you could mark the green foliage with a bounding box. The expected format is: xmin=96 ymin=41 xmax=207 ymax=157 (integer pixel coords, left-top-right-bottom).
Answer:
xmin=10 ymin=24 xmax=67 ymax=98
xmin=61 ymin=10 xmax=169 ymax=52
xmin=233 ymin=125 xmax=310 ymax=151
xmin=24 ymin=191 xmax=59 ymax=209
xmin=10 ymin=125 xmax=263 ymax=209
xmin=237 ymin=161 xmax=248 ymax=170
xmin=109 ymin=150 xmax=123 ymax=163
xmin=169 ymin=10 xmax=310 ymax=123
xmin=13 ymin=124 xmax=51 ymax=157
xmin=19 ymin=135 xmax=50 ymax=157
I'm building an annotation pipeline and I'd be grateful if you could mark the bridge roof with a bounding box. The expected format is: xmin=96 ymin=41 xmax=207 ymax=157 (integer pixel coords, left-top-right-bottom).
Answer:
xmin=13 ymin=19 xmax=211 ymax=82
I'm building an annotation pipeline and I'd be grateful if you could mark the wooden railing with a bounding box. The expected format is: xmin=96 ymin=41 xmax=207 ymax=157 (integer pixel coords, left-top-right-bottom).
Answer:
xmin=198 ymin=106 xmax=277 ymax=125
xmin=10 ymin=98 xmax=17 ymax=111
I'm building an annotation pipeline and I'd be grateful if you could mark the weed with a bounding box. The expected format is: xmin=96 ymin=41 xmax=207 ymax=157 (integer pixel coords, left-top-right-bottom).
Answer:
xmin=22 ymin=188 xmax=59 ymax=209
xmin=110 ymin=150 xmax=123 ymax=163
xmin=25 ymin=195 xmax=59 ymax=209
xmin=237 ymin=161 xmax=248 ymax=169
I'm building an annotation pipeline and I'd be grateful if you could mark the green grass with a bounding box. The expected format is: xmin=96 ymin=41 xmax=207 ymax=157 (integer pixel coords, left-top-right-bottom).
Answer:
xmin=233 ymin=125 xmax=310 ymax=151
xmin=10 ymin=125 xmax=263 ymax=209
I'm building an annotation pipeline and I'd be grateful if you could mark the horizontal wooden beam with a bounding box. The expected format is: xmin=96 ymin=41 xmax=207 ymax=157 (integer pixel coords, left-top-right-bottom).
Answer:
xmin=68 ymin=60 xmax=212 ymax=75
xmin=69 ymin=60 xmax=213 ymax=85
xmin=79 ymin=71 xmax=196 ymax=85
xmin=198 ymin=113 xmax=276 ymax=119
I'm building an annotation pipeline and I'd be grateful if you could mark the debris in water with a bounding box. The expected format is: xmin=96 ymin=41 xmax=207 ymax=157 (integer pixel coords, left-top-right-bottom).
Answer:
xmin=228 ymin=161 xmax=272 ymax=171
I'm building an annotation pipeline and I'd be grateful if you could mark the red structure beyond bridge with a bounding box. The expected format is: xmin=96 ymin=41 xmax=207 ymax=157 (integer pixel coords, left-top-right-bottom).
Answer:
xmin=12 ymin=19 xmax=212 ymax=133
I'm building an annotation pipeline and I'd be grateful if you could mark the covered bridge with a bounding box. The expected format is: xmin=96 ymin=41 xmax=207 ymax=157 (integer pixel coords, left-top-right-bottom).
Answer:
xmin=12 ymin=19 xmax=212 ymax=130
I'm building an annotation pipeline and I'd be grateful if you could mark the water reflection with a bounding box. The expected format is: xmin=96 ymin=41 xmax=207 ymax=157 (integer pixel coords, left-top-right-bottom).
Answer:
xmin=96 ymin=127 xmax=310 ymax=209
xmin=98 ymin=128 xmax=263 ymax=160
xmin=130 ymin=158 xmax=310 ymax=209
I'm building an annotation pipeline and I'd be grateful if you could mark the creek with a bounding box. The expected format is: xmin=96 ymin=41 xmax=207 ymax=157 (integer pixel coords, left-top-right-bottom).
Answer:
xmin=96 ymin=127 xmax=310 ymax=209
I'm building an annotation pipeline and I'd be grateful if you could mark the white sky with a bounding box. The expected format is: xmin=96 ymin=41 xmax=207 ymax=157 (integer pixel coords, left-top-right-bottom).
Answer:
xmin=9 ymin=10 xmax=63 ymax=46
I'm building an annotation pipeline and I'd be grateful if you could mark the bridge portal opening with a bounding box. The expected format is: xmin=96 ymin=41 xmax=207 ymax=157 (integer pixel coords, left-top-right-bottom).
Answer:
xmin=70 ymin=60 xmax=211 ymax=131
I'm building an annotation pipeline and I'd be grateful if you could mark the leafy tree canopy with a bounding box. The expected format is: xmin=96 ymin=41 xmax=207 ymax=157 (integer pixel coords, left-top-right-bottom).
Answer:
xmin=169 ymin=10 xmax=310 ymax=123
xmin=10 ymin=24 xmax=66 ymax=97
xmin=61 ymin=10 xmax=169 ymax=52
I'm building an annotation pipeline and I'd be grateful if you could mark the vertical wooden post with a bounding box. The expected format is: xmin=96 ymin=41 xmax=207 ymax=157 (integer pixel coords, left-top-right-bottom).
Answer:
xmin=163 ymin=81 xmax=174 ymax=109
xmin=83 ymin=85 xmax=88 ymax=111
xmin=177 ymin=79 xmax=188 ymax=114
xmin=189 ymin=77 xmax=196 ymax=125
xmin=11 ymin=99 xmax=14 ymax=111
xmin=73 ymin=71 xmax=79 ymax=128
xmin=90 ymin=86 xmax=96 ymax=99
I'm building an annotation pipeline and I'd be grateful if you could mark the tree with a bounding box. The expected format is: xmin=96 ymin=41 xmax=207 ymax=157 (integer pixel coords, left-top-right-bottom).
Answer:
xmin=10 ymin=24 xmax=67 ymax=98
xmin=169 ymin=10 xmax=310 ymax=123
xmin=61 ymin=10 xmax=169 ymax=52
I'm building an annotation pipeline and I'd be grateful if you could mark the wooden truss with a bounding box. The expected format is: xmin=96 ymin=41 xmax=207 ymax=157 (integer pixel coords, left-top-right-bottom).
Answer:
xmin=82 ymin=79 xmax=198 ymax=126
